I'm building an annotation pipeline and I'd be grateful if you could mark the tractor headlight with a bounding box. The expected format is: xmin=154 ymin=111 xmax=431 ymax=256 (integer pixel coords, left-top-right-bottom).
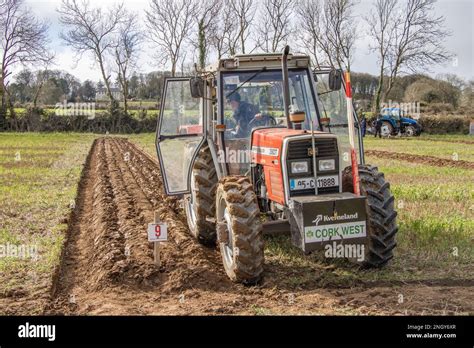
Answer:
xmin=291 ymin=161 xmax=309 ymax=174
xmin=318 ymin=159 xmax=335 ymax=171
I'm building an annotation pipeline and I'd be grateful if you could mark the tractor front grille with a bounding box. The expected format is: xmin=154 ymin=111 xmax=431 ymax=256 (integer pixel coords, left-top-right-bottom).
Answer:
xmin=287 ymin=138 xmax=338 ymax=159
xmin=286 ymin=136 xmax=340 ymax=197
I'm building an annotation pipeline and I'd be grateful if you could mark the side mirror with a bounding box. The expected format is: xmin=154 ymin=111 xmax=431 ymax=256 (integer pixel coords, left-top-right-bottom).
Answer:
xmin=190 ymin=77 xmax=204 ymax=98
xmin=328 ymin=69 xmax=342 ymax=91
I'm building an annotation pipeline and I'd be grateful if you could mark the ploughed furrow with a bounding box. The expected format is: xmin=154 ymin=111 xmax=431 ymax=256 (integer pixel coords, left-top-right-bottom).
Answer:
xmin=49 ymin=137 xmax=232 ymax=314
xmin=47 ymin=137 xmax=474 ymax=315
xmin=103 ymin=139 xmax=159 ymax=284
xmin=112 ymin=138 xmax=229 ymax=294
xmin=387 ymin=136 xmax=474 ymax=145
xmin=78 ymin=138 xmax=159 ymax=288
xmin=365 ymin=149 xmax=474 ymax=170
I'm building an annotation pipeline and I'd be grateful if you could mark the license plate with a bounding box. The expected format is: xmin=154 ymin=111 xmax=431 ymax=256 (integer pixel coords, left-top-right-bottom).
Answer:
xmin=290 ymin=175 xmax=339 ymax=191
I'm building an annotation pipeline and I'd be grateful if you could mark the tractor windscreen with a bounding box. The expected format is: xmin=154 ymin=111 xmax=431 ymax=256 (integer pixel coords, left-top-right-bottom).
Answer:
xmin=222 ymin=69 xmax=319 ymax=138
xmin=382 ymin=108 xmax=402 ymax=120
xmin=314 ymin=71 xmax=362 ymax=170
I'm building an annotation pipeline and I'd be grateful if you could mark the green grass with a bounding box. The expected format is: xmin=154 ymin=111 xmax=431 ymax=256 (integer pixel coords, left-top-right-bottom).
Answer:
xmin=421 ymin=134 xmax=474 ymax=141
xmin=363 ymin=137 xmax=473 ymax=274
xmin=127 ymin=133 xmax=157 ymax=155
xmin=364 ymin=134 xmax=474 ymax=161
xmin=0 ymin=133 xmax=96 ymax=313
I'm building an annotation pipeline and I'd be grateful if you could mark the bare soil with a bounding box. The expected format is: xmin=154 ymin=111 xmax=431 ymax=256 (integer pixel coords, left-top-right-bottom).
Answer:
xmin=43 ymin=138 xmax=473 ymax=315
xmin=388 ymin=137 xmax=474 ymax=145
xmin=365 ymin=150 xmax=474 ymax=170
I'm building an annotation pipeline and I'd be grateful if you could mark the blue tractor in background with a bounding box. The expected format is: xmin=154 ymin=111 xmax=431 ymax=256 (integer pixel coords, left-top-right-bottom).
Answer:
xmin=378 ymin=108 xmax=422 ymax=137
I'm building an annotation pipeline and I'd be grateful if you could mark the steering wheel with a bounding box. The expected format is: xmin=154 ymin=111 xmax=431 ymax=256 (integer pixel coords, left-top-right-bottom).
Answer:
xmin=248 ymin=114 xmax=277 ymax=129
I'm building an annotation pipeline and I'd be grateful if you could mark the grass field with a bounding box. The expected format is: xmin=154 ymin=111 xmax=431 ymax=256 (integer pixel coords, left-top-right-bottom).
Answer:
xmin=0 ymin=133 xmax=96 ymax=314
xmin=0 ymin=132 xmax=472 ymax=314
xmin=364 ymin=135 xmax=474 ymax=161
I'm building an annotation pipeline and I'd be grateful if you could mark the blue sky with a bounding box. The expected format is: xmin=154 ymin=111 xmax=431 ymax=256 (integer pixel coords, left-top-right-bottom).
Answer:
xmin=18 ymin=0 xmax=474 ymax=83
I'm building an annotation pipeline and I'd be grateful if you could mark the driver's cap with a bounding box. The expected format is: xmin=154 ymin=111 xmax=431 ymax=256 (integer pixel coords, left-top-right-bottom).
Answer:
xmin=227 ymin=92 xmax=241 ymax=102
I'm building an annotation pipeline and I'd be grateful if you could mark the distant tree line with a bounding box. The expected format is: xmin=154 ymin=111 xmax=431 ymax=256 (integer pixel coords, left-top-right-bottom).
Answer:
xmin=351 ymin=72 xmax=473 ymax=113
xmin=8 ymin=68 xmax=472 ymax=115
xmin=8 ymin=69 xmax=172 ymax=107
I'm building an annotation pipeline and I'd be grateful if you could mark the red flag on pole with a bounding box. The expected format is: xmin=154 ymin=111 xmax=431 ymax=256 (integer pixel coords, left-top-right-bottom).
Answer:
xmin=344 ymin=71 xmax=360 ymax=196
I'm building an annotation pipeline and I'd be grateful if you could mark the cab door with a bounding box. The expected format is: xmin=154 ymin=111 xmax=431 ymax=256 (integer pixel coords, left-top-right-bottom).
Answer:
xmin=155 ymin=78 xmax=205 ymax=195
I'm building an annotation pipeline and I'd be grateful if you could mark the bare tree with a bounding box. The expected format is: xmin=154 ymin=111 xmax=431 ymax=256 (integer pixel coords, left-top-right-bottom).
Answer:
xmin=145 ymin=0 xmax=198 ymax=76
xmin=209 ymin=0 xmax=238 ymax=58
xmin=321 ymin=0 xmax=357 ymax=71
xmin=382 ymin=0 xmax=451 ymax=101
xmin=294 ymin=0 xmax=356 ymax=70
xmin=114 ymin=11 xmax=142 ymax=114
xmin=0 ymin=0 xmax=52 ymax=127
xmin=257 ymin=0 xmax=295 ymax=53
xmin=32 ymin=67 xmax=53 ymax=108
xmin=366 ymin=0 xmax=397 ymax=112
xmin=58 ymin=0 xmax=125 ymax=108
xmin=194 ymin=0 xmax=221 ymax=69
xmin=230 ymin=0 xmax=256 ymax=54
xmin=295 ymin=0 xmax=323 ymax=67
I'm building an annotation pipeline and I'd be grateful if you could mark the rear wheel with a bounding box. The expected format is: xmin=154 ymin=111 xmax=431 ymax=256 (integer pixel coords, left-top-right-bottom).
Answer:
xmin=216 ymin=176 xmax=264 ymax=284
xmin=184 ymin=144 xmax=217 ymax=245
xmin=381 ymin=121 xmax=393 ymax=137
xmin=405 ymin=125 xmax=416 ymax=137
xmin=342 ymin=165 xmax=398 ymax=267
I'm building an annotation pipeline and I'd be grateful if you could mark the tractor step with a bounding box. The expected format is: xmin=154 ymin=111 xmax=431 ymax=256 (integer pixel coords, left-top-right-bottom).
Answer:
xmin=262 ymin=220 xmax=291 ymax=236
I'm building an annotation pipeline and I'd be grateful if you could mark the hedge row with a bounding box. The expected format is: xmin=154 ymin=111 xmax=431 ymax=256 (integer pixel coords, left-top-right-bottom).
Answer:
xmin=3 ymin=109 xmax=472 ymax=134
xmin=418 ymin=115 xmax=473 ymax=134
xmin=5 ymin=109 xmax=157 ymax=133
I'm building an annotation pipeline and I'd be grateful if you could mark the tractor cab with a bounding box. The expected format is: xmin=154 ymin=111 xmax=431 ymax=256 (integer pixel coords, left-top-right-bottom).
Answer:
xmin=155 ymin=48 xmax=397 ymax=284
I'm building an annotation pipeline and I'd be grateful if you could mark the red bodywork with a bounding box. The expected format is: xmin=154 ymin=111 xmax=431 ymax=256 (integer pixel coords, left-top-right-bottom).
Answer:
xmin=251 ymin=128 xmax=326 ymax=205
xmin=179 ymin=124 xmax=203 ymax=134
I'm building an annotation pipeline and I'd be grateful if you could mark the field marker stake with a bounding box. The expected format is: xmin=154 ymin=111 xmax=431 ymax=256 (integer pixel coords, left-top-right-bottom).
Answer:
xmin=154 ymin=211 xmax=161 ymax=267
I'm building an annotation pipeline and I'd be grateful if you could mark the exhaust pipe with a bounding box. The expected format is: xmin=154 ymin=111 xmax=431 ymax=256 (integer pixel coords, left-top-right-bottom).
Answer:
xmin=281 ymin=45 xmax=291 ymax=128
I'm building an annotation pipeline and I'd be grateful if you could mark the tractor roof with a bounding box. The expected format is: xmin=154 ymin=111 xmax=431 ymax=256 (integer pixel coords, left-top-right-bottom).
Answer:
xmin=206 ymin=52 xmax=312 ymax=73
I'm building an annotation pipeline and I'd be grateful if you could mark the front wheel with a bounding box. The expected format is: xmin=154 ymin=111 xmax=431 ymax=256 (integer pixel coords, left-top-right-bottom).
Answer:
xmin=380 ymin=121 xmax=393 ymax=137
xmin=216 ymin=176 xmax=264 ymax=284
xmin=184 ymin=144 xmax=217 ymax=245
xmin=342 ymin=165 xmax=398 ymax=267
xmin=405 ymin=125 xmax=416 ymax=137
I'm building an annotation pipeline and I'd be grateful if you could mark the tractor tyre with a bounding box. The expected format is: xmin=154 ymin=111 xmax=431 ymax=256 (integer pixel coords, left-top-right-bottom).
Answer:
xmin=342 ymin=165 xmax=398 ymax=268
xmin=405 ymin=125 xmax=416 ymax=137
xmin=184 ymin=144 xmax=218 ymax=245
xmin=216 ymin=176 xmax=264 ymax=284
xmin=381 ymin=121 xmax=393 ymax=137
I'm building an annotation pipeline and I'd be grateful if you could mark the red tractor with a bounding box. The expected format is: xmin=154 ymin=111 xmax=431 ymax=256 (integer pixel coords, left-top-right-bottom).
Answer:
xmin=155 ymin=47 xmax=398 ymax=284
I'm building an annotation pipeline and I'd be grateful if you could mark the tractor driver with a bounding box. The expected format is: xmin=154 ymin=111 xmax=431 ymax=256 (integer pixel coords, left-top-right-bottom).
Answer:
xmin=227 ymin=92 xmax=262 ymax=137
